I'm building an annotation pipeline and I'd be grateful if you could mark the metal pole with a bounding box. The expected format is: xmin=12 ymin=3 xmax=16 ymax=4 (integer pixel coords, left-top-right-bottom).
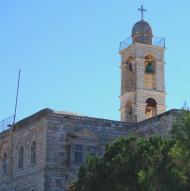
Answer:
xmin=13 ymin=69 xmax=21 ymax=124
xmin=10 ymin=69 xmax=21 ymax=182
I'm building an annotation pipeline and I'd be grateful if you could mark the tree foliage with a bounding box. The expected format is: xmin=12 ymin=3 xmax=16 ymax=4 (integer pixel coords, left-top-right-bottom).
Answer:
xmin=74 ymin=111 xmax=190 ymax=191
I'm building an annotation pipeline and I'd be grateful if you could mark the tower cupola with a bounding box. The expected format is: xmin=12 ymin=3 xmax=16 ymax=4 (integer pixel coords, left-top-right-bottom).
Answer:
xmin=131 ymin=5 xmax=153 ymax=44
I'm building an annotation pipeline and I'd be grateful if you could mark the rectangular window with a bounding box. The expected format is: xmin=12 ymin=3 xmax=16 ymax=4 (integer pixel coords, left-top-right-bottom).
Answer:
xmin=74 ymin=144 xmax=83 ymax=163
xmin=87 ymin=146 xmax=96 ymax=156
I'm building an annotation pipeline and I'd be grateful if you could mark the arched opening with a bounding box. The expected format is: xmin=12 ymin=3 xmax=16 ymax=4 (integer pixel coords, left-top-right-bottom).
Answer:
xmin=125 ymin=101 xmax=132 ymax=115
xmin=18 ymin=146 xmax=24 ymax=168
xmin=125 ymin=56 xmax=133 ymax=72
xmin=31 ymin=141 xmax=36 ymax=164
xmin=125 ymin=101 xmax=133 ymax=122
xmin=145 ymin=98 xmax=157 ymax=119
xmin=145 ymin=54 xmax=155 ymax=74
xmin=121 ymin=55 xmax=135 ymax=93
xmin=122 ymin=55 xmax=135 ymax=93
xmin=2 ymin=153 xmax=8 ymax=175
xmin=144 ymin=54 xmax=156 ymax=89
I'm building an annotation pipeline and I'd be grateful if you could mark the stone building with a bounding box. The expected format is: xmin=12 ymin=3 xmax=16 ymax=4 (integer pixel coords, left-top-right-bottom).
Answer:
xmin=0 ymin=6 xmax=180 ymax=191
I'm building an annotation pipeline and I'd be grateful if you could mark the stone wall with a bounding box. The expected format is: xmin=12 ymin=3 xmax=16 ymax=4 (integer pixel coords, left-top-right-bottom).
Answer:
xmin=136 ymin=109 xmax=180 ymax=136
xmin=0 ymin=108 xmax=180 ymax=191
xmin=44 ymin=109 xmax=180 ymax=191
xmin=0 ymin=130 xmax=12 ymax=191
xmin=0 ymin=109 xmax=49 ymax=191
xmin=45 ymin=112 xmax=135 ymax=191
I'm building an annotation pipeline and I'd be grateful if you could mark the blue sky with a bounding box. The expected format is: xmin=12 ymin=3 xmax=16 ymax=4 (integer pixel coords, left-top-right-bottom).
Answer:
xmin=0 ymin=0 xmax=190 ymax=122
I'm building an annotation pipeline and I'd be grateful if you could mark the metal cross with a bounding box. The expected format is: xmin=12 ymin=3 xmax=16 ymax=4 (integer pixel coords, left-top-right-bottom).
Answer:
xmin=138 ymin=5 xmax=147 ymax=20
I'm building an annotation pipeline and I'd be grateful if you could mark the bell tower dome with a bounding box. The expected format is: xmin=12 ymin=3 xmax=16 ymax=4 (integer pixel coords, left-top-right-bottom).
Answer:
xmin=132 ymin=20 xmax=153 ymax=44
xmin=119 ymin=6 xmax=166 ymax=122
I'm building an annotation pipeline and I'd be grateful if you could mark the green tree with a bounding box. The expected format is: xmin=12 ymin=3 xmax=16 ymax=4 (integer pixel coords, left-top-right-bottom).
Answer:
xmin=75 ymin=135 xmax=189 ymax=191
xmin=171 ymin=109 xmax=190 ymax=151
xmin=170 ymin=109 xmax=190 ymax=189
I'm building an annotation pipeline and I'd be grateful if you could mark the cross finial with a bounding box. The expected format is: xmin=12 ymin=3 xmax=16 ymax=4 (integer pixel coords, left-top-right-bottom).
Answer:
xmin=138 ymin=5 xmax=147 ymax=20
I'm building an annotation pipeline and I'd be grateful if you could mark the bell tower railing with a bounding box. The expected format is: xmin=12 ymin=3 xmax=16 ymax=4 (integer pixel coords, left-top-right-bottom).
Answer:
xmin=119 ymin=36 xmax=165 ymax=51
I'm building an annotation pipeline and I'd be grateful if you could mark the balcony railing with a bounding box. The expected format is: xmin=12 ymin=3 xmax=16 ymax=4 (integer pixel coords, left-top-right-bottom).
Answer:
xmin=119 ymin=36 xmax=165 ymax=51
xmin=0 ymin=115 xmax=14 ymax=133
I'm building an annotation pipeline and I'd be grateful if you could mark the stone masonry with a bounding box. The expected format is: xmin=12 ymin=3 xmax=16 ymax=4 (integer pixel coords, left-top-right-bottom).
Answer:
xmin=0 ymin=108 xmax=180 ymax=191
xmin=119 ymin=9 xmax=166 ymax=123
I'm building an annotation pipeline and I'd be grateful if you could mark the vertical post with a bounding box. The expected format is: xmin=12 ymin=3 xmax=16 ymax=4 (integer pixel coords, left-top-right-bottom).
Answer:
xmin=10 ymin=69 xmax=21 ymax=181
xmin=13 ymin=69 xmax=21 ymax=124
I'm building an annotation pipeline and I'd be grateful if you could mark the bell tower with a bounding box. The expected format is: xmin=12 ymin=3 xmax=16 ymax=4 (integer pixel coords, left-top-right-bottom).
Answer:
xmin=119 ymin=5 xmax=166 ymax=122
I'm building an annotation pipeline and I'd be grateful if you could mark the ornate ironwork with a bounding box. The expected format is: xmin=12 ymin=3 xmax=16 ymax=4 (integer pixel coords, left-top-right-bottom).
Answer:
xmin=119 ymin=36 xmax=165 ymax=51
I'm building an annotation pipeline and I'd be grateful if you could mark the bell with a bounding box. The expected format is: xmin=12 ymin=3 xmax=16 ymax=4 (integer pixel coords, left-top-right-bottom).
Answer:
xmin=145 ymin=63 xmax=154 ymax=73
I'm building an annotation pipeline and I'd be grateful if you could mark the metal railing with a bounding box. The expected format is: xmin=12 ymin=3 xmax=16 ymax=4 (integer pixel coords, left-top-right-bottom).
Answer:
xmin=119 ymin=36 xmax=165 ymax=51
xmin=0 ymin=115 xmax=14 ymax=133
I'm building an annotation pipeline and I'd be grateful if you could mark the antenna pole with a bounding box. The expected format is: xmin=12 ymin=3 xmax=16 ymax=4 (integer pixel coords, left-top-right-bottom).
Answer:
xmin=10 ymin=69 xmax=21 ymax=182
xmin=13 ymin=69 xmax=21 ymax=124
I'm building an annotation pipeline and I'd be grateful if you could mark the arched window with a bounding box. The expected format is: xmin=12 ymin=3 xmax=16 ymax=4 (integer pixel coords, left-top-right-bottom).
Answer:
xmin=18 ymin=146 xmax=24 ymax=168
xmin=128 ymin=63 xmax=133 ymax=72
xmin=121 ymin=56 xmax=135 ymax=92
xmin=144 ymin=54 xmax=155 ymax=74
xmin=124 ymin=101 xmax=134 ymax=122
xmin=125 ymin=101 xmax=133 ymax=115
xmin=2 ymin=153 xmax=8 ymax=175
xmin=144 ymin=54 xmax=156 ymax=89
xmin=125 ymin=56 xmax=133 ymax=72
xmin=145 ymin=98 xmax=157 ymax=119
xmin=31 ymin=141 xmax=36 ymax=164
